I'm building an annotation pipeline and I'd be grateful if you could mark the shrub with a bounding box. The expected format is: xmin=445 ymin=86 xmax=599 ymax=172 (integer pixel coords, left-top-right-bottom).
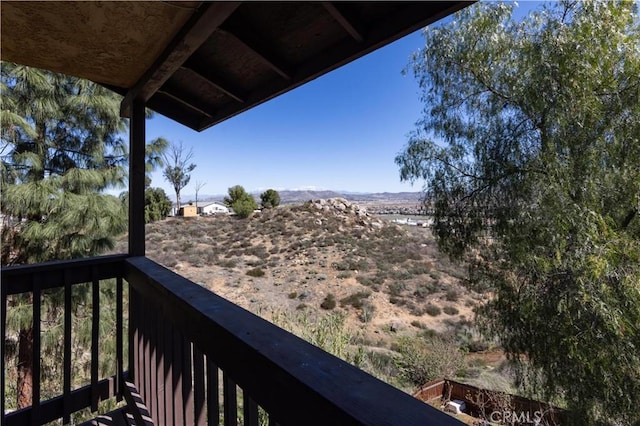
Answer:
xmin=332 ymin=258 xmax=369 ymax=272
xmin=388 ymin=269 xmax=411 ymax=280
xmin=389 ymin=296 xmax=405 ymax=306
xmin=443 ymin=306 xmax=459 ymax=315
xmin=425 ymin=304 xmax=441 ymax=317
xmin=320 ymin=294 xmax=337 ymax=310
xmin=445 ymin=289 xmax=459 ymax=302
xmin=218 ymin=259 xmax=237 ymax=268
xmin=411 ymin=320 xmax=427 ymax=329
xmin=393 ymin=336 xmax=465 ymax=386
xmin=232 ymin=198 xmax=257 ymax=218
xmin=246 ymin=268 xmax=265 ymax=277
xmin=270 ymin=311 xmax=353 ymax=361
xmin=356 ymin=275 xmax=384 ymax=287
xmin=413 ymin=284 xmax=435 ymax=300
xmin=288 ymin=291 xmax=297 ymax=299
xmin=409 ymin=264 xmax=430 ymax=275
xmin=340 ymin=291 xmax=371 ymax=309
xmin=360 ymin=302 xmax=376 ymax=323
xmin=466 ymin=339 xmax=490 ymax=353
xmin=366 ymin=351 xmax=400 ymax=380
xmin=409 ymin=303 xmax=424 ymax=316
xmin=388 ymin=281 xmax=406 ymax=296
xmin=245 ymin=245 xmax=269 ymax=259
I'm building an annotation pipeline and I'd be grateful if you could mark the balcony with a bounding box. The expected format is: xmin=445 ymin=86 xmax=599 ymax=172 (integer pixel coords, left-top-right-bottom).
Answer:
xmin=2 ymin=255 xmax=463 ymax=425
xmin=1 ymin=2 xmax=473 ymax=424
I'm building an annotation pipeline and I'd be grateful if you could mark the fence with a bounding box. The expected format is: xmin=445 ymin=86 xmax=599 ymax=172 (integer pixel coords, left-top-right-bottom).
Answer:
xmin=414 ymin=378 xmax=567 ymax=425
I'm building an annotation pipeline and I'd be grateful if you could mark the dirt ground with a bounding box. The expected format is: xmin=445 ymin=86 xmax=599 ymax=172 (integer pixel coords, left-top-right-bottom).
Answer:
xmin=130 ymin=200 xmax=485 ymax=349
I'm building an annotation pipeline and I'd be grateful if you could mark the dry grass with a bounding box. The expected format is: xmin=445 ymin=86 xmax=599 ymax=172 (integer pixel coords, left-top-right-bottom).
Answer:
xmin=111 ymin=200 xmax=493 ymax=383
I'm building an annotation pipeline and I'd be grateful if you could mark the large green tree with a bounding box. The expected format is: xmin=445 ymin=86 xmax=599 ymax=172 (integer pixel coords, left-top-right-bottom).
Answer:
xmin=1 ymin=63 xmax=128 ymax=264
xmin=396 ymin=2 xmax=640 ymax=423
xmin=260 ymin=188 xmax=281 ymax=209
xmin=144 ymin=187 xmax=172 ymax=223
xmin=0 ymin=62 xmax=129 ymax=409
xmin=224 ymin=185 xmax=258 ymax=218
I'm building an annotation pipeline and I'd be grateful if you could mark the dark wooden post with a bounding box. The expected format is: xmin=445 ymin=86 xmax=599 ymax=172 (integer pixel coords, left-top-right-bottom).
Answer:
xmin=128 ymin=98 xmax=145 ymax=395
xmin=129 ymin=99 xmax=146 ymax=256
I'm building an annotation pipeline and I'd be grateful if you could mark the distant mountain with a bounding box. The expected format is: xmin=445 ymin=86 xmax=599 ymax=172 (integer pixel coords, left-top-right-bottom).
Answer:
xmin=177 ymin=190 xmax=423 ymax=205
xmin=276 ymin=190 xmax=344 ymax=203
xmin=341 ymin=192 xmax=423 ymax=203
xmin=267 ymin=190 xmax=423 ymax=204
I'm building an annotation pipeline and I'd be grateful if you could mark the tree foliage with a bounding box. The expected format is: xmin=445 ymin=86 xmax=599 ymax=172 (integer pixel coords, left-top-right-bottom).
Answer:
xmin=260 ymin=188 xmax=281 ymax=209
xmin=145 ymin=137 xmax=168 ymax=187
xmin=0 ymin=62 xmax=129 ymax=410
xmin=396 ymin=2 xmax=640 ymax=423
xmin=393 ymin=336 xmax=465 ymax=386
xmin=144 ymin=187 xmax=172 ymax=223
xmin=224 ymin=185 xmax=258 ymax=218
xmin=1 ymin=62 xmax=128 ymax=264
xmin=162 ymin=141 xmax=195 ymax=212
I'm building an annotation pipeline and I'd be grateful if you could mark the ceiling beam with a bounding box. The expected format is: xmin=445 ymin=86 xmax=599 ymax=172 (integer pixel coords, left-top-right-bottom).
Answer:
xmin=198 ymin=2 xmax=474 ymax=131
xmin=156 ymin=85 xmax=215 ymax=118
xmin=121 ymin=2 xmax=241 ymax=117
xmin=219 ymin=24 xmax=292 ymax=80
xmin=322 ymin=2 xmax=365 ymax=43
xmin=181 ymin=62 xmax=247 ymax=103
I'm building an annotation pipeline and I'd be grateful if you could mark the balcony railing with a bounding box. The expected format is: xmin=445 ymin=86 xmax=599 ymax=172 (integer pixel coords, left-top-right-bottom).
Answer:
xmin=2 ymin=255 xmax=463 ymax=425
xmin=1 ymin=254 xmax=128 ymax=424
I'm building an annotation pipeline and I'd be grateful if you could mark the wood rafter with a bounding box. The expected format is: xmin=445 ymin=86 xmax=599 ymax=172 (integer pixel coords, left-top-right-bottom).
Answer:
xmin=157 ymin=84 xmax=215 ymax=118
xmin=198 ymin=2 xmax=473 ymax=131
xmin=322 ymin=2 xmax=365 ymax=42
xmin=120 ymin=2 xmax=240 ymax=117
xmin=181 ymin=62 xmax=246 ymax=103
xmin=219 ymin=24 xmax=292 ymax=80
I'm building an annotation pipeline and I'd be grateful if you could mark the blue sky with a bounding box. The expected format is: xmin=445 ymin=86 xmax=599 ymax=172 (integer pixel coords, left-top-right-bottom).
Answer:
xmin=145 ymin=1 xmax=540 ymax=199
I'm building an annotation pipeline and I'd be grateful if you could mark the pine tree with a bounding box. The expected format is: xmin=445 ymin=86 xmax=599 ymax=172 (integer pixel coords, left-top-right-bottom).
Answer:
xmin=224 ymin=185 xmax=258 ymax=218
xmin=1 ymin=62 xmax=129 ymax=408
xmin=260 ymin=189 xmax=280 ymax=209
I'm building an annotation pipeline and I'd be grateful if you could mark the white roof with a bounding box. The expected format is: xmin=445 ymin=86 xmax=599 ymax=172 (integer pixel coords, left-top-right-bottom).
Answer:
xmin=201 ymin=201 xmax=227 ymax=207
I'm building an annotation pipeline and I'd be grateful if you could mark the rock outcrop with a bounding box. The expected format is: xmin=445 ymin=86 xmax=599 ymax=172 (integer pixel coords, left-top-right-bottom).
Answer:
xmin=307 ymin=198 xmax=386 ymax=231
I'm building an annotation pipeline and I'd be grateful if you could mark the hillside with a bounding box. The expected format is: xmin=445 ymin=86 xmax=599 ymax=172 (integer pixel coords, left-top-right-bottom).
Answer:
xmin=114 ymin=198 xmax=514 ymax=402
xmin=113 ymin=199 xmax=504 ymax=395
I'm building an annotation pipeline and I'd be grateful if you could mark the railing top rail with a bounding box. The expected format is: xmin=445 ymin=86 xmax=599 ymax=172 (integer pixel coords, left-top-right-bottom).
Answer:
xmin=125 ymin=256 xmax=463 ymax=426
xmin=1 ymin=253 xmax=128 ymax=275
xmin=1 ymin=254 xmax=127 ymax=295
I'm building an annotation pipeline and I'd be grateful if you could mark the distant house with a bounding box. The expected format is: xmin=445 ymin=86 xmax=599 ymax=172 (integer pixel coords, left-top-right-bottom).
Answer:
xmin=199 ymin=201 xmax=229 ymax=215
xmin=179 ymin=204 xmax=198 ymax=217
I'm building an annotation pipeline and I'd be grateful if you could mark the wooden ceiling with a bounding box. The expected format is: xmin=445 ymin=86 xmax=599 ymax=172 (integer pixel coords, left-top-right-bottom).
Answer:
xmin=1 ymin=1 xmax=472 ymax=131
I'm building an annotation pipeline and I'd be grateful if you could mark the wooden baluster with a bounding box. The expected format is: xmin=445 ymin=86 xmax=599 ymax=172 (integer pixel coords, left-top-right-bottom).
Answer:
xmin=206 ymin=358 xmax=220 ymax=425
xmin=222 ymin=372 xmax=237 ymax=426
xmin=32 ymin=280 xmax=41 ymax=425
xmin=63 ymin=270 xmax=72 ymax=424
xmin=91 ymin=271 xmax=100 ymax=412
xmin=193 ymin=346 xmax=206 ymax=425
